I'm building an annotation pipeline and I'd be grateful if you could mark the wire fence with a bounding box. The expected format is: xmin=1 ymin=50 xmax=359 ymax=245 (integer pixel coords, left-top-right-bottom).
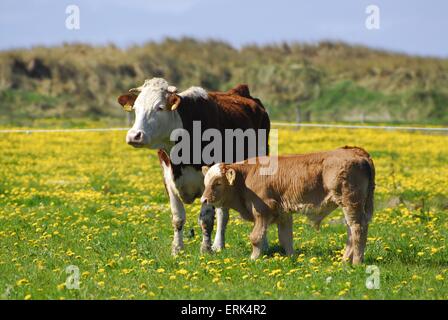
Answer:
xmin=0 ymin=122 xmax=447 ymax=134
xmin=0 ymin=127 xmax=128 ymax=133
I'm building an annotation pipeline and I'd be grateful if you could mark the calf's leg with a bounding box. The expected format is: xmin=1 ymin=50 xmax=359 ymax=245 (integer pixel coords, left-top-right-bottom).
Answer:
xmin=277 ymin=214 xmax=294 ymax=256
xmin=343 ymin=205 xmax=368 ymax=265
xmin=212 ymin=207 xmax=229 ymax=252
xmin=199 ymin=203 xmax=215 ymax=253
xmin=249 ymin=215 xmax=269 ymax=260
xmin=342 ymin=222 xmax=353 ymax=263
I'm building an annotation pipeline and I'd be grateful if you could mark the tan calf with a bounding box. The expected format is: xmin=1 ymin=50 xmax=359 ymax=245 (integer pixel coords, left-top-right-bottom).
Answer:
xmin=201 ymin=146 xmax=375 ymax=264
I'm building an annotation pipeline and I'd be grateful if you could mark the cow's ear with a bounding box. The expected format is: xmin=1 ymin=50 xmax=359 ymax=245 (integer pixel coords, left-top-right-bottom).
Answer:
xmin=118 ymin=93 xmax=137 ymax=112
xmin=166 ymin=94 xmax=181 ymax=111
xmin=225 ymin=168 xmax=236 ymax=186
xmin=158 ymin=149 xmax=171 ymax=167
xmin=202 ymin=166 xmax=210 ymax=176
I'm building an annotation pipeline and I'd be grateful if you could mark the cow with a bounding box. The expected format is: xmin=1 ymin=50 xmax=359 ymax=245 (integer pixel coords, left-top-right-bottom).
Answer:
xmin=117 ymin=78 xmax=270 ymax=255
xmin=200 ymin=146 xmax=375 ymax=264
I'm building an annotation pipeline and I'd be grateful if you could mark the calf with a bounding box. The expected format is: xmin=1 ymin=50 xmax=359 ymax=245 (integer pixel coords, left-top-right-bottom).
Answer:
xmin=200 ymin=146 xmax=375 ymax=264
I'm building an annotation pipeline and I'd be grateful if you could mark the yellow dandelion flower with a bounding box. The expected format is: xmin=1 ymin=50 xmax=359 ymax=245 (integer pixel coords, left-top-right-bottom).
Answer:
xmin=176 ymin=269 xmax=188 ymax=275
xmin=435 ymin=275 xmax=444 ymax=281
xmin=16 ymin=278 xmax=29 ymax=286
xmin=309 ymin=257 xmax=318 ymax=264
xmin=269 ymin=269 xmax=282 ymax=276
xmin=338 ymin=289 xmax=348 ymax=296
xmin=139 ymin=283 xmax=147 ymax=289
xmin=276 ymin=281 xmax=285 ymax=290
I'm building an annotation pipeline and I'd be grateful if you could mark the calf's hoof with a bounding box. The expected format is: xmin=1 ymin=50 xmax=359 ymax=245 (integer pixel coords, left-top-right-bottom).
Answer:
xmin=352 ymin=256 xmax=364 ymax=265
xmin=250 ymin=254 xmax=260 ymax=260
xmin=250 ymin=251 xmax=261 ymax=260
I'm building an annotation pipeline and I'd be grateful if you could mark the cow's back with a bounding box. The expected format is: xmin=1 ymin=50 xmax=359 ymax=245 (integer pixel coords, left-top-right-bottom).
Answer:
xmin=175 ymin=84 xmax=270 ymax=167
xmin=208 ymin=87 xmax=269 ymax=132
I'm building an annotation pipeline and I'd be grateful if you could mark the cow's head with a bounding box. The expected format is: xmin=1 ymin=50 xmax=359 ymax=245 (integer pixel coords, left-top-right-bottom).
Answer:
xmin=118 ymin=78 xmax=183 ymax=149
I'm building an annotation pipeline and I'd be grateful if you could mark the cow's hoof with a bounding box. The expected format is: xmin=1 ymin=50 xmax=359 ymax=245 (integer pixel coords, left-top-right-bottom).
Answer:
xmin=200 ymin=243 xmax=212 ymax=254
xmin=212 ymin=243 xmax=225 ymax=252
xmin=171 ymin=245 xmax=184 ymax=256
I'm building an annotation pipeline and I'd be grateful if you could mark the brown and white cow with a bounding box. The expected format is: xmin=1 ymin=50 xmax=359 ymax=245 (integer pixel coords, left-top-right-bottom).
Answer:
xmin=200 ymin=146 xmax=375 ymax=264
xmin=118 ymin=78 xmax=270 ymax=255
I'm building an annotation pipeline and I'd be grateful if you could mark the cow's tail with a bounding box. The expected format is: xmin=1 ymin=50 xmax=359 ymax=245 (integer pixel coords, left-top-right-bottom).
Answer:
xmin=262 ymin=112 xmax=270 ymax=156
xmin=364 ymin=156 xmax=376 ymax=223
xmin=231 ymin=84 xmax=270 ymax=155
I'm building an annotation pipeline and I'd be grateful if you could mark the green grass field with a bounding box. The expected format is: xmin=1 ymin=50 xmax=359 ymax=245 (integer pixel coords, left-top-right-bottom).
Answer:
xmin=0 ymin=125 xmax=447 ymax=299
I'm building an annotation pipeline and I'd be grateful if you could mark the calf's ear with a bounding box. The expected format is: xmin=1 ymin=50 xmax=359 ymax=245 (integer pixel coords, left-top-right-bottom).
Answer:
xmin=117 ymin=93 xmax=137 ymax=112
xmin=225 ymin=168 xmax=236 ymax=186
xmin=202 ymin=166 xmax=210 ymax=176
xmin=167 ymin=94 xmax=181 ymax=111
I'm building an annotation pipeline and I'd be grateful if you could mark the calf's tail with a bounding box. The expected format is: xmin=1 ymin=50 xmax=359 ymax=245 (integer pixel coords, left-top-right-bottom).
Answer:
xmin=364 ymin=156 xmax=376 ymax=223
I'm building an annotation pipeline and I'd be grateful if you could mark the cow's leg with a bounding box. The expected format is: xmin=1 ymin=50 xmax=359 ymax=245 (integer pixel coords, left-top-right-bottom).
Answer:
xmin=262 ymin=234 xmax=269 ymax=252
xmin=249 ymin=215 xmax=269 ymax=260
xmin=212 ymin=207 xmax=229 ymax=251
xmin=343 ymin=205 xmax=368 ymax=265
xmin=199 ymin=203 xmax=215 ymax=253
xmin=277 ymin=214 xmax=294 ymax=256
xmin=167 ymin=189 xmax=186 ymax=256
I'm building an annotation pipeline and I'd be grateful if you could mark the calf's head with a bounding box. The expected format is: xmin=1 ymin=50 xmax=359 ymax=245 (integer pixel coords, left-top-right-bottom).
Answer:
xmin=118 ymin=78 xmax=182 ymax=149
xmin=200 ymin=164 xmax=236 ymax=207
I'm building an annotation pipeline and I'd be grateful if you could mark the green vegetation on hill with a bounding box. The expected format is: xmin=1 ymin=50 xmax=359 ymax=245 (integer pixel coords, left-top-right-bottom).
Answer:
xmin=0 ymin=38 xmax=447 ymax=125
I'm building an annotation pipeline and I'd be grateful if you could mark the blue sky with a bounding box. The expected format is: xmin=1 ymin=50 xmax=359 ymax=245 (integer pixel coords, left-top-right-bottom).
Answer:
xmin=0 ymin=0 xmax=447 ymax=57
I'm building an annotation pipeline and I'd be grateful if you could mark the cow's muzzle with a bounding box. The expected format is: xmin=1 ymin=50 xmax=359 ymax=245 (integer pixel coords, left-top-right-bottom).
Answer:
xmin=126 ymin=129 xmax=145 ymax=147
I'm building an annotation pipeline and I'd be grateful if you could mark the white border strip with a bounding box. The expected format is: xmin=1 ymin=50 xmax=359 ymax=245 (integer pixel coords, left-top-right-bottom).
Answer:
xmin=271 ymin=122 xmax=448 ymax=132
xmin=0 ymin=123 xmax=447 ymax=133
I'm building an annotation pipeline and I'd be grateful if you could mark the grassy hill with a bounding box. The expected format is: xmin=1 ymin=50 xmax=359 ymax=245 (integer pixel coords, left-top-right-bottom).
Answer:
xmin=1 ymin=38 xmax=447 ymax=126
